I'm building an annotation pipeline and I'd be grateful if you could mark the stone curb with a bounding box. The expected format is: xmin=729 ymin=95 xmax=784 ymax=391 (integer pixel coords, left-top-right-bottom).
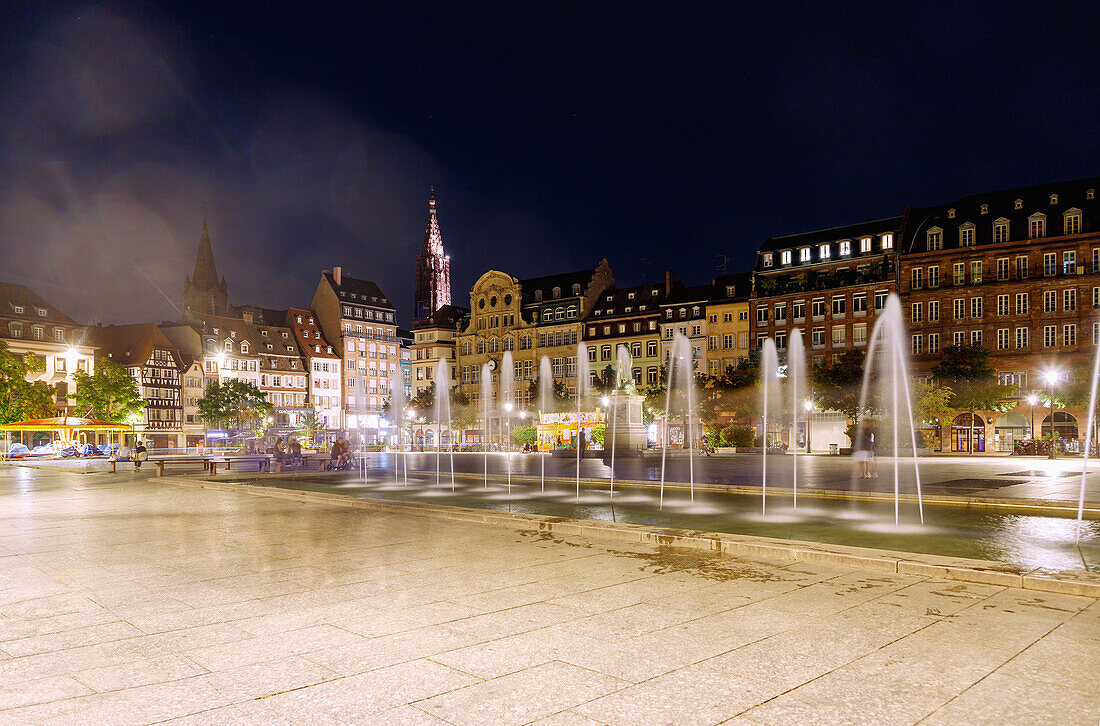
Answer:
xmin=200 ymin=468 xmax=1100 ymax=519
xmin=160 ymin=476 xmax=1100 ymax=599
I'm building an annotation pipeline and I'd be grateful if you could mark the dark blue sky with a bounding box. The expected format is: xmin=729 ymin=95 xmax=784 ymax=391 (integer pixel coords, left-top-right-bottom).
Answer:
xmin=2 ymin=2 xmax=1099 ymax=324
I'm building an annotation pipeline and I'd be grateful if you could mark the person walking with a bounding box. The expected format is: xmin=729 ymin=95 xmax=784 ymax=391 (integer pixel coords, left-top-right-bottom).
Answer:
xmin=132 ymin=440 xmax=148 ymax=471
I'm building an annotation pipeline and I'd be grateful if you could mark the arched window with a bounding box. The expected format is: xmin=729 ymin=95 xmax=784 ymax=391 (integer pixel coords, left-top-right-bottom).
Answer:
xmin=520 ymin=335 xmax=531 ymax=350
xmin=462 ymin=341 xmax=472 ymax=356
xmin=476 ymin=340 xmax=486 ymax=354
xmin=488 ymin=337 xmax=499 ymax=353
xmin=566 ymin=305 xmax=577 ymax=318
xmin=503 ymin=336 xmax=514 ymax=351
xmin=552 ymin=287 xmax=561 ymax=298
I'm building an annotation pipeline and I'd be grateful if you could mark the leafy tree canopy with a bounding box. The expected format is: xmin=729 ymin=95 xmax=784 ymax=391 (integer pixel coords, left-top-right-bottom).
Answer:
xmin=197 ymin=378 xmax=272 ymax=432
xmin=73 ymin=360 xmax=144 ymax=422
xmin=0 ymin=342 xmax=54 ymax=424
xmin=810 ymin=349 xmax=866 ymax=418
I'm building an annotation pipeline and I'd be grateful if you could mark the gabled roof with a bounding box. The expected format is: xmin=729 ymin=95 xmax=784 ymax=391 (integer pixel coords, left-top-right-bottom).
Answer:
xmin=287 ymin=307 xmax=339 ymax=359
xmin=413 ymin=304 xmax=469 ymax=331
xmin=91 ymin=323 xmax=181 ymax=368
xmin=0 ymin=283 xmax=79 ymax=326
xmin=901 ymin=176 xmax=1100 ymax=253
xmin=709 ymin=271 xmax=753 ymax=303
xmin=585 ymin=283 xmax=665 ymax=320
xmin=323 ymin=271 xmax=394 ymax=310
xmin=519 ymin=259 xmax=609 ymax=305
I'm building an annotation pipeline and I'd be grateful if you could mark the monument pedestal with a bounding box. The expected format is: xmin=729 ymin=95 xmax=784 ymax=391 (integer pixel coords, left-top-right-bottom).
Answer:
xmin=605 ymin=391 xmax=647 ymax=455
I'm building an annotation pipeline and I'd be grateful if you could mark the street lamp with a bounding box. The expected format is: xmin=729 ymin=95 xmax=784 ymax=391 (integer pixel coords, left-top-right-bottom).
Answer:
xmin=1043 ymin=370 xmax=1061 ymax=459
xmin=1026 ymin=394 xmax=1039 ymax=450
xmin=803 ymin=399 xmax=813 ymax=453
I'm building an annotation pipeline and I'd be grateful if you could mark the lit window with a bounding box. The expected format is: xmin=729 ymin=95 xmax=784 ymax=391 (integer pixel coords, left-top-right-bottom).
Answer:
xmin=799 ymin=247 xmax=811 ymax=262
xmin=880 ymin=233 xmax=894 ymax=250
xmin=839 ymin=240 xmax=851 ymax=256
xmin=859 ymin=237 xmax=872 ymax=253
xmin=1064 ymin=209 xmax=1082 ymax=235
xmin=762 ymin=253 xmax=773 ymax=267
xmin=781 ymin=250 xmax=792 ymax=265
xmin=926 ymin=228 xmax=942 ymax=251
xmin=818 ymin=243 xmax=830 ymax=259
xmin=1029 ymin=213 xmax=1046 ymax=238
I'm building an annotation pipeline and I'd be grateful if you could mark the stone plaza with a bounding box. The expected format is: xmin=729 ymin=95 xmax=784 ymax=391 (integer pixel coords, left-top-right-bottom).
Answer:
xmin=0 ymin=464 xmax=1097 ymax=725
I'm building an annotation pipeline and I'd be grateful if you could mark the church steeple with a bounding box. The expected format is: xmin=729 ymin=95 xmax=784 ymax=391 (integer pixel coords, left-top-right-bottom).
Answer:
xmin=184 ymin=219 xmax=228 ymax=317
xmin=413 ymin=188 xmax=452 ymax=323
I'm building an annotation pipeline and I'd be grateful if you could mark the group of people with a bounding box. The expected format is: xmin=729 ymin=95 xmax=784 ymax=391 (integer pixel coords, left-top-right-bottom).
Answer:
xmin=272 ymin=439 xmax=304 ymax=467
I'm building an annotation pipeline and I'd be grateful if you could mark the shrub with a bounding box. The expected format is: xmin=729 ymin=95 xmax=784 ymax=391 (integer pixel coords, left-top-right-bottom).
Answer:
xmin=511 ymin=425 xmax=537 ymax=446
xmin=720 ymin=424 xmax=755 ymax=447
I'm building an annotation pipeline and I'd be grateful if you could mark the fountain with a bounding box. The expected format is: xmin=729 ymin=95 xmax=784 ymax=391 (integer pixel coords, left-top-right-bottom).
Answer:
xmin=787 ymin=329 xmax=806 ymax=509
xmin=389 ymin=370 xmax=405 ymax=487
xmin=857 ymin=294 xmax=924 ymax=524
xmin=608 ymin=344 xmax=632 ymax=496
xmin=435 ymin=358 xmax=456 ymax=490
xmin=539 ymin=356 xmax=553 ymax=492
xmin=660 ymin=333 xmax=697 ymax=507
xmin=481 ymin=362 xmax=492 ymax=487
xmin=502 ymin=350 xmax=514 ymax=493
xmin=575 ymin=342 xmax=589 ymax=501
xmin=759 ymin=338 xmax=780 ymax=515
xmin=1078 ymin=335 xmax=1100 ymax=539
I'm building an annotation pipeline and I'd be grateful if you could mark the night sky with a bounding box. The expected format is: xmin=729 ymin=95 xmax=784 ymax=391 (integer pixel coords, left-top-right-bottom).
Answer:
xmin=2 ymin=2 xmax=1099 ymax=325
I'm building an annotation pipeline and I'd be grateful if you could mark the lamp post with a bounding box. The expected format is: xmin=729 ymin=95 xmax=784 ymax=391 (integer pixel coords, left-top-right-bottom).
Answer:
xmin=1026 ymin=394 xmax=1038 ymax=452
xmin=803 ymin=400 xmax=814 ymax=453
xmin=1043 ymin=371 xmax=1061 ymax=460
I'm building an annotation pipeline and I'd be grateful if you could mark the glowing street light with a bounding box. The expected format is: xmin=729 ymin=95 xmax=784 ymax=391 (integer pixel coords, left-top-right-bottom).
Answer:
xmin=1044 ymin=370 xmax=1062 ymax=460
xmin=600 ymin=396 xmax=610 ymax=407
xmin=1027 ymin=394 xmax=1039 ymax=447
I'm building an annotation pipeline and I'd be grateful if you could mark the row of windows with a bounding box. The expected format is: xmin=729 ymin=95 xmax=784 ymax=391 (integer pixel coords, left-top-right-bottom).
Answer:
xmin=756 ymin=291 xmax=889 ymax=324
xmin=340 ymin=305 xmax=394 ymax=322
xmin=911 ymin=323 xmax=1099 ymax=354
xmin=761 ymin=233 xmax=894 ymax=268
xmin=6 ymin=323 xmax=68 ymax=342
xmin=910 ymin=287 xmax=1098 ymax=323
xmin=707 ymin=333 xmax=751 ymax=350
xmin=925 ymin=209 xmax=1083 ymax=251
xmin=260 ymin=374 xmax=307 ymax=388
xmin=586 ymin=340 xmax=660 ymax=361
xmin=757 ymin=324 xmax=870 ymax=351
xmin=588 ymin=320 xmax=659 ymax=336
xmin=707 ymin=311 xmax=748 ymax=323
xmin=909 ymin=250 xmax=1098 ymax=290
xmin=663 ymin=324 xmax=704 ymax=338
xmin=532 ymin=284 xmax=582 ymax=301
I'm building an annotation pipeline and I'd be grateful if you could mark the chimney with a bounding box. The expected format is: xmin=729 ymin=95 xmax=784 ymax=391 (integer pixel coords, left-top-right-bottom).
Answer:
xmin=333 ymin=266 xmax=342 ymax=286
xmin=664 ymin=269 xmax=673 ymax=295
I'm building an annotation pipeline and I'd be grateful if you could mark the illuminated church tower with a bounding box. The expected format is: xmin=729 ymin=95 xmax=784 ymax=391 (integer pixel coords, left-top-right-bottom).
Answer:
xmin=413 ymin=188 xmax=452 ymax=322
xmin=183 ymin=219 xmax=228 ymax=316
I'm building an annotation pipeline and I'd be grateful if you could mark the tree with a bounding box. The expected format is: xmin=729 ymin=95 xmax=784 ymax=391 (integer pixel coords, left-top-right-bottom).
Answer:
xmin=72 ymin=360 xmax=144 ymax=422
xmin=0 ymin=342 xmax=54 ymax=424
xmin=296 ymin=410 xmax=326 ymax=445
xmin=197 ymin=378 xmax=272 ymax=432
xmin=811 ymin=349 xmax=866 ymax=419
xmin=511 ymin=424 xmax=537 ymax=447
xmin=932 ymin=344 xmax=1015 ymax=453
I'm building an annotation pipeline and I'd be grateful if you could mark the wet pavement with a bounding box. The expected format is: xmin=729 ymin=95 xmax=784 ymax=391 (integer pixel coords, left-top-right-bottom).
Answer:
xmin=0 ymin=466 xmax=1097 ymax=724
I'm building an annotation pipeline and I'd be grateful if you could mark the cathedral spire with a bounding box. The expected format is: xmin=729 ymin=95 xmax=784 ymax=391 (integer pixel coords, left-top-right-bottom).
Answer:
xmin=184 ymin=218 xmax=228 ymax=317
xmin=414 ymin=188 xmax=452 ymax=322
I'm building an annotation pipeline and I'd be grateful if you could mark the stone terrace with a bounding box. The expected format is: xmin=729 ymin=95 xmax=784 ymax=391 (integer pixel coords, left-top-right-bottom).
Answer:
xmin=0 ymin=466 xmax=1097 ymax=725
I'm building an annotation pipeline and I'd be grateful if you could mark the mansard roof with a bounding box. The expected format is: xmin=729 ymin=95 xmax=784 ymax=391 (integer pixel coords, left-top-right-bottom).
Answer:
xmin=91 ymin=323 xmax=181 ymax=368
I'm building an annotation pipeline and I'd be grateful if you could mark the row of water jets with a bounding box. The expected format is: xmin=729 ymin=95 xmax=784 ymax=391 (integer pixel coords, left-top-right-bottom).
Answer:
xmin=385 ymin=294 xmax=1096 ymax=535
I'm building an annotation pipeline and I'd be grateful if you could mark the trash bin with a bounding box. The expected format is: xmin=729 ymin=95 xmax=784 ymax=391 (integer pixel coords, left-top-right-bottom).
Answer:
xmin=829 ymin=443 xmax=838 ymax=455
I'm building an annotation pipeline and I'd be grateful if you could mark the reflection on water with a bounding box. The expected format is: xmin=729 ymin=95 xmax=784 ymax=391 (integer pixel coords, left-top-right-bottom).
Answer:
xmin=237 ymin=474 xmax=1099 ymax=573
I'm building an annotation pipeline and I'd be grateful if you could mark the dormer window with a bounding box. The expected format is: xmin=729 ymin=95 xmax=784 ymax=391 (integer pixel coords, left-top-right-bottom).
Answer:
xmin=1028 ymin=213 xmax=1046 ymax=239
xmin=572 ymin=284 xmax=581 ymax=295
xmin=1088 ymin=188 xmax=1095 ymax=200
xmin=860 ymin=236 xmax=872 ymax=253
xmin=926 ymin=227 xmax=943 ymax=251
xmin=726 ymin=286 xmax=735 ymax=297
xmin=240 ymin=342 xmax=249 ymax=353
xmin=799 ymin=247 xmax=811 ymax=262
xmin=1050 ymin=193 xmax=1059 ymax=205
xmin=552 ymin=287 xmax=561 ymax=299
xmin=37 ymin=308 xmax=46 ymax=317
xmin=1014 ymin=198 xmax=1023 ymax=210
xmin=261 ymin=330 xmax=268 ymax=336
xmin=839 ymin=240 xmax=851 ymax=256
xmin=627 ymin=292 xmax=635 ymax=299
xmin=606 ymin=295 xmax=614 ymax=302
xmin=818 ymin=244 xmax=830 ymax=259
xmin=993 ymin=218 xmax=1010 ymax=243
xmin=880 ymin=233 xmax=894 ymax=250
xmin=980 ymin=203 xmax=989 ymax=215
xmin=1064 ymin=208 xmax=1082 ymax=235
xmin=947 ymin=208 xmax=956 ymax=219
xmin=224 ymin=340 xmax=232 ymax=351
xmin=534 ymin=290 xmax=543 ymax=301
xmin=13 ymin=305 xmax=23 ymax=314
xmin=692 ymin=306 xmax=700 ymax=316
xmin=230 ymin=331 xmax=236 ymax=338
xmin=959 ymin=222 xmax=975 ymax=247
xmin=762 ymin=253 xmax=773 ymax=267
